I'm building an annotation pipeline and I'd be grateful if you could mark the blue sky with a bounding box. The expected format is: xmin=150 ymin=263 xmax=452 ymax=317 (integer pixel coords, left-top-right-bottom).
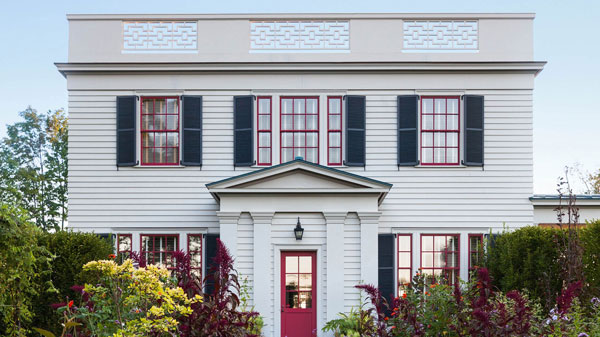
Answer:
xmin=0 ymin=0 xmax=598 ymax=193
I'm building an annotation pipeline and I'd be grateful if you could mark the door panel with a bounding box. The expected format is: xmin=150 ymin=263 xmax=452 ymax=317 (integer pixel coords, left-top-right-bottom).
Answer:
xmin=281 ymin=251 xmax=316 ymax=337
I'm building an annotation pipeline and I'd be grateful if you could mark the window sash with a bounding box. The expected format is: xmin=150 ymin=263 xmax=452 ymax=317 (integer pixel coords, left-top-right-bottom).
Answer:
xmin=420 ymin=234 xmax=460 ymax=286
xmin=280 ymin=96 xmax=320 ymax=164
xmin=420 ymin=96 xmax=460 ymax=165
xmin=468 ymin=234 xmax=484 ymax=278
xmin=188 ymin=234 xmax=203 ymax=278
xmin=140 ymin=97 xmax=180 ymax=165
xmin=327 ymin=96 xmax=343 ymax=165
xmin=257 ymin=97 xmax=272 ymax=166
xmin=140 ymin=234 xmax=179 ymax=269
xmin=397 ymin=234 xmax=412 ymax=296
xmin=117 ymin=234 xmax=132 ymax=264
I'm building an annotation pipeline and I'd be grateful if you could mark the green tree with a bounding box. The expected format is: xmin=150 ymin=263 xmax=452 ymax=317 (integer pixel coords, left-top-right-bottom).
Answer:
xmin=0 ymin=107 xmax=67 ymax=231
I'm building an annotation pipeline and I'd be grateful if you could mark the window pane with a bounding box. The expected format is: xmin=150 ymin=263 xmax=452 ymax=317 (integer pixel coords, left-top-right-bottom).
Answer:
xmin=299 ymin=256 xmax=312 ymax=273
xmin=294 ymin=148 xmax=304 ymax=160
xmin=329 ymin=132 xmax=341 ymax=147
xmin=423 ymin=115 xmax=434 ymax=130
xmin=398 ymin=270 xmax=411 ymax=286
xmin=282 ymin=133 xmax=293 ymax=147
xmin=259 ymin=132 xmax=271 ymax=147
xmin=189 ymin=236 xmax=202 ymax=251
xmin=422 ymin=236 xmax=433 ymax=251
xmin=294 ymin=115 xmax=305 ymax=130
xmin=470 ymin=236 xmax=482 ymax=251
xmin=447 ymin=148 xmax=458 ymax=164
xmin=281 ymin=99 xmax=293 ymax=114
xmin=434 ymin=252 xmax=445 ymax=268
xmin=329 ymin=98 xmax=341 ymax=114
xmin=143 ymin=147 xmax=153 ymax=163
xmin=286 ymin=292 xmax=299 ymax=308
xmin=434 ymin=236 xmax=447 ymax=251
xmin=306 ymin=99 xmax=318 ymax=114
xmin=282 ymin=148 xmax=293 ymax=163
xmin=166 ymin=148 xmax=178 ymax=164
xmin=306 ymin=115 xmax=318 ymax=130
xmin=294 ymin=133 xmax=305 ymax=147
xmin=434 ymin=148 xmax=445 ymax=163
xmin=286 ymin=275 xmax=299 ymax=290
xmin=156 ymin=133 xmax=167 ymax=147
xmin=306 ymin=133 xmax=318 ymax=147
xmin=447 ymin=99 xmax=459 ymax=114
xmin=155 ymin=115 xmax=166 ymax=130
xmin=153 ymin=148 xmax=165 ymax=163
xmin=299 ymin=292 xmax=312 ymax=308
xmin=422 ymin=132 xmax=433 ymax=147
xmin=155 ymin=99 xmax=166 ymax=113
xmin=167 ymin=132 xmax=178 ymax=147
xmin=282 ymin=116 xmax=293 ymax=130
xmin=142 ymin=100 xmax=152 ymax=114
xmin=142 ymin=115 xmax=153 ymax=130
xmin=447 ymin=133 xmax=458 ymax=147
xmin=259 ymin=115 xmax=270 ymax=130
xmin=422 ymin=252 xmax=434 ymax=268
xmin=434 ymin=98 xmax=446 ymax=114
xmin=299 ymin=274 xmax=312 ymax=290
xmin=434 ymin=133 xmax=445 ymax=147
xmin=447 ymin=115 xmax=459 ymax=131
xmin=329 ymin=114 xmax=341 ymax=130
xmin=422 ymin=148 xmax=433 ymax=164
xmin=166 ymin=115 xmax=178 ymax=130
xmin=259 ymin=148 xmax=271 ymax=164
xmin=434 ymin=115 xmax=446 ymax=130
xmin=398 ymin=236 xmax=411 ymax=250
xmin=294 ymin=99 xmax=305 ymax=114
xmin=119 ymin=235 xmax=131 ymax=252
xmin=167 ymin=99 xmax=178 ymax=114
xmin=422 ymin=99 xmax=433 ymax=114
xmin=286 ymin=256 xmax=298 ymax=273
xmin=259 ymin=99 xmax=271 ymax=113
xmin=329 ymin=148 xmax=341 ymax=164
xmin=306 ymin=148 xmax=318 ymax=163
xmin=398 ymin=252 xmax=411 ymax=268
xmin=447 ymin=253 xmax=459 ymax=267
xmin=191 ymin=253 xmax=202 ymax=268
xmin=142 ymin=133 xmax=154 ymax=147
xmin=448 ymin=236 xmax=459 ymax=251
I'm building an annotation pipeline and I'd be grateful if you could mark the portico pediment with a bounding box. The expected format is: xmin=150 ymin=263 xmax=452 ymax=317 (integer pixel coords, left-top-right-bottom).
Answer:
xmin=206 ymin=159 xmax=392 ymax=210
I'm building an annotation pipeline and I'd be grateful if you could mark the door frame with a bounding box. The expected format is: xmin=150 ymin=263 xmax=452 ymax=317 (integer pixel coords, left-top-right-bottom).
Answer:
xmin=274 ymin=244 xmax=324 ymax=337
xmin=281 ymin=251 xmax=317 ymax=336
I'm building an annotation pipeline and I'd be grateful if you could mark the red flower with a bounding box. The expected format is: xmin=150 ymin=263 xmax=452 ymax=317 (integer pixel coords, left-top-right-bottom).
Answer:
xmin=108 ymin=254 xmax=116 ymax=259
xmin=384 ymin=317 xmax=389 ymax=321
xmin=402 ymin=293 xmax=407 ymax=299
xmin=68 ymin=300 xmax=74 ymax=308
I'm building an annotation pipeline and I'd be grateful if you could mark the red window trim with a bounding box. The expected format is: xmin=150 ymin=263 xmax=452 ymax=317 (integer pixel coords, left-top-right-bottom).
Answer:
xmin=140 ymin=96 xmax=180 ymax=166
xmin=397 ymin=234 xmax=412 ymax=295
xmin=327 ymin=96 xmax=343 ymax=166
xmin=140 ymin=234 xmax=180 ymax=269
xmin=468 ymin=234 xmax=484 ymax=276
xmin=257 ymin=96 xmax=272 ymax=166
xmin=279 ymin=96 xmax=320 ymax=164
xmin=419 ymin=233 xmax=460 ymax=286
xmin=187 ymin=234 xmax=203 ymax=279
xmin=117 ymin=233 xmax=132 ymax=263
xmin=420 ymin=96 xmax=460 ymax=166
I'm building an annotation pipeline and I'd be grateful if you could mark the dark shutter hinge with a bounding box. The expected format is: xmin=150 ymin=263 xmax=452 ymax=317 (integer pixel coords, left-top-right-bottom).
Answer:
xmin=136 ymin=96 xmax=140 ymax=101
xmin=253 ymin=95 xmax=257 ymax=100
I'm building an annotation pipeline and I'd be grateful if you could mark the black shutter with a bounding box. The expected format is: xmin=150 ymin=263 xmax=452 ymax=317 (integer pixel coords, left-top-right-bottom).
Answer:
xmin=464 ymin=95 xmax=484 ymax=166
xmin=378 ymin=234 xmax=395 ymax=312
xmin=181 ymin=96 xmax=203 ymax=166
xmin=397 ymin=95 xmax=419 ymax=166
xmin=204 ymin=234 xmax=220 ymax=295
xmin=116 ymin=96 xmax=137 ymax=166
xmin=233 ymin=95 xmax=254 ymax=166
xmin=345 ymin=95 xmax=366 ymax=166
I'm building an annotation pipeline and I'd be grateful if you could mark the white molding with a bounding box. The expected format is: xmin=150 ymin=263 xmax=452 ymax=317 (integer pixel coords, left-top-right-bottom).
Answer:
xmin=122 ymin=21 xmax=198 ymax=53
xmin=403 ymin=20 xmax=478 ymax=52
xmin=250 ymin=21 xmax=350 ymax=52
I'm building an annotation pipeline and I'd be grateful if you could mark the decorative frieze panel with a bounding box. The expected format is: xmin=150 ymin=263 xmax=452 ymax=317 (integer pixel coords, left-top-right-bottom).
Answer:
xmin=123 ymin=21 xmax=197 ymax=53
xmin=403 ymin=20 xmax=478 ymax=51
xmin=250 ymin=21 xmax=350 ymax=52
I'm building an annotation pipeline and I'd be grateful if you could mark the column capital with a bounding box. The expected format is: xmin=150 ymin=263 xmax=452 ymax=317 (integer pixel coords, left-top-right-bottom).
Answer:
xmin=216 ymin=211 xmax=241 ymax=223
xmin=357 ymin=211 xmax=382 ymax=223
xmin=250 ymin=212 xmax=275 ymax=223
xmin=323 ymin=212 xmax=348 ymax=223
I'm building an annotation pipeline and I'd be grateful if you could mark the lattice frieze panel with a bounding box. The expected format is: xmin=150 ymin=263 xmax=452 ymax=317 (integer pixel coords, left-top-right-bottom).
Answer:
xmin=403 ymin=20 xmax=478 ymax=51
xmin=250 ymin=21 xmax=350 ymax=52
xmin=123 ymin=21 xmax=197 ymax=52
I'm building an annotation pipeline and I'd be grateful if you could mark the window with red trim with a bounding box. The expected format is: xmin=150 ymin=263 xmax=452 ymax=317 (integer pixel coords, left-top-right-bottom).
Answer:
xmin=140 ymin=234 xmax=178 ymax=269
xmin=141 ymin=97 xmax=180 ymax=165
xmin=117 ymin=234 xmax=132 ymax=264
xmin=188 ymin=234 xmax=203 ymax=278
xmin=420 ymin=97 xmax=460 ymax=165
xmin=397 ymin=234 xmax=412 ymax=295
xmin=468 ymin=234 xmax=483 ymax=277
xmin=327 ymin=97 xmax=343 ymax=165
xmin=420 ymin=234 xmax=460 ymax=286
xmin=280 ymin=97 xmax=319 ymax=164
xmin=257 ymin=97 xmax=272 ymax=165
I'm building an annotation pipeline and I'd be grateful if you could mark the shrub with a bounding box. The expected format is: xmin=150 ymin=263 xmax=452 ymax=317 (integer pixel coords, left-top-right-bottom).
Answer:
xmin=486 ymin=226 xmax=563 ymax=308
xmin=32 ymin=230 xmax=113 ymax=333
xmin=581 ymin=220 xmax=600 ymax=297
xmin=0 ymin=205 xmax=53 ymax=337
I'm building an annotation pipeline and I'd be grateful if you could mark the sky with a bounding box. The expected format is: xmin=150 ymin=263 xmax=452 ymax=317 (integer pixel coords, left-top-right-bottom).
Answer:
xmin=0 ymin=0 xmax=598 ymax=194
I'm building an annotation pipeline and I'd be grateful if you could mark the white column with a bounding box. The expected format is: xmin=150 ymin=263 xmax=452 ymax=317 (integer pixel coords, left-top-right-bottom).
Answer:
xmin=217 ymin=211 xmax=240 ymax=268
xmin=460 ymin=232 xmax=469 ymax=282
xmin=251 ymin=212 xmax=274 ymax=337
xmin=324 ymin=212 xmax=347 ymax=320
xmin=358 ymin=212 xmax=382 ymax=286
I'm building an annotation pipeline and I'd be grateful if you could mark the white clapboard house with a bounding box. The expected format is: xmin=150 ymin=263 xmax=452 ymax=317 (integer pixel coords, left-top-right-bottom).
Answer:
xmin=56 ymin=13 xmax=545 ymax=337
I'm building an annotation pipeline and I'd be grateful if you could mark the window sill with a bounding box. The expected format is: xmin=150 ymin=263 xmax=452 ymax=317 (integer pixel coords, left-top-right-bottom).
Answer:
xmin=415 ymin=164 xmax=467 ymax=168
xmin=134 ymin=164 xmax=188 ymax=168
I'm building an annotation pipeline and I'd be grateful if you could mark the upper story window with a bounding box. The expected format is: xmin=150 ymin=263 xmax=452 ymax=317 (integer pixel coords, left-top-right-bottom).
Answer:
xmin=141 ymin=97 xmax=180 ymax=165
xmin=280 ymin=97 xmax=319 ymax=164
xmin=327 ymin=97 xmax=343 ymax=165
xmin=420 ymin=97 xmax=460 ymax=165
xmin=257 ymin=97 xmax=272 ymax=166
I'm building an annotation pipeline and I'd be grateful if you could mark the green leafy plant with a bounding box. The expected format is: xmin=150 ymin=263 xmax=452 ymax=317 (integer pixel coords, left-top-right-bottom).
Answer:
xmin=240 ymin=275 xmax=265 ymax=336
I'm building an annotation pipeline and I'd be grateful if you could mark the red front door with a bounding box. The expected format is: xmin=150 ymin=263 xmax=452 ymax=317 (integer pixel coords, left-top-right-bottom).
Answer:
xmin=281 ymin=251 xmax=317 ymax=337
